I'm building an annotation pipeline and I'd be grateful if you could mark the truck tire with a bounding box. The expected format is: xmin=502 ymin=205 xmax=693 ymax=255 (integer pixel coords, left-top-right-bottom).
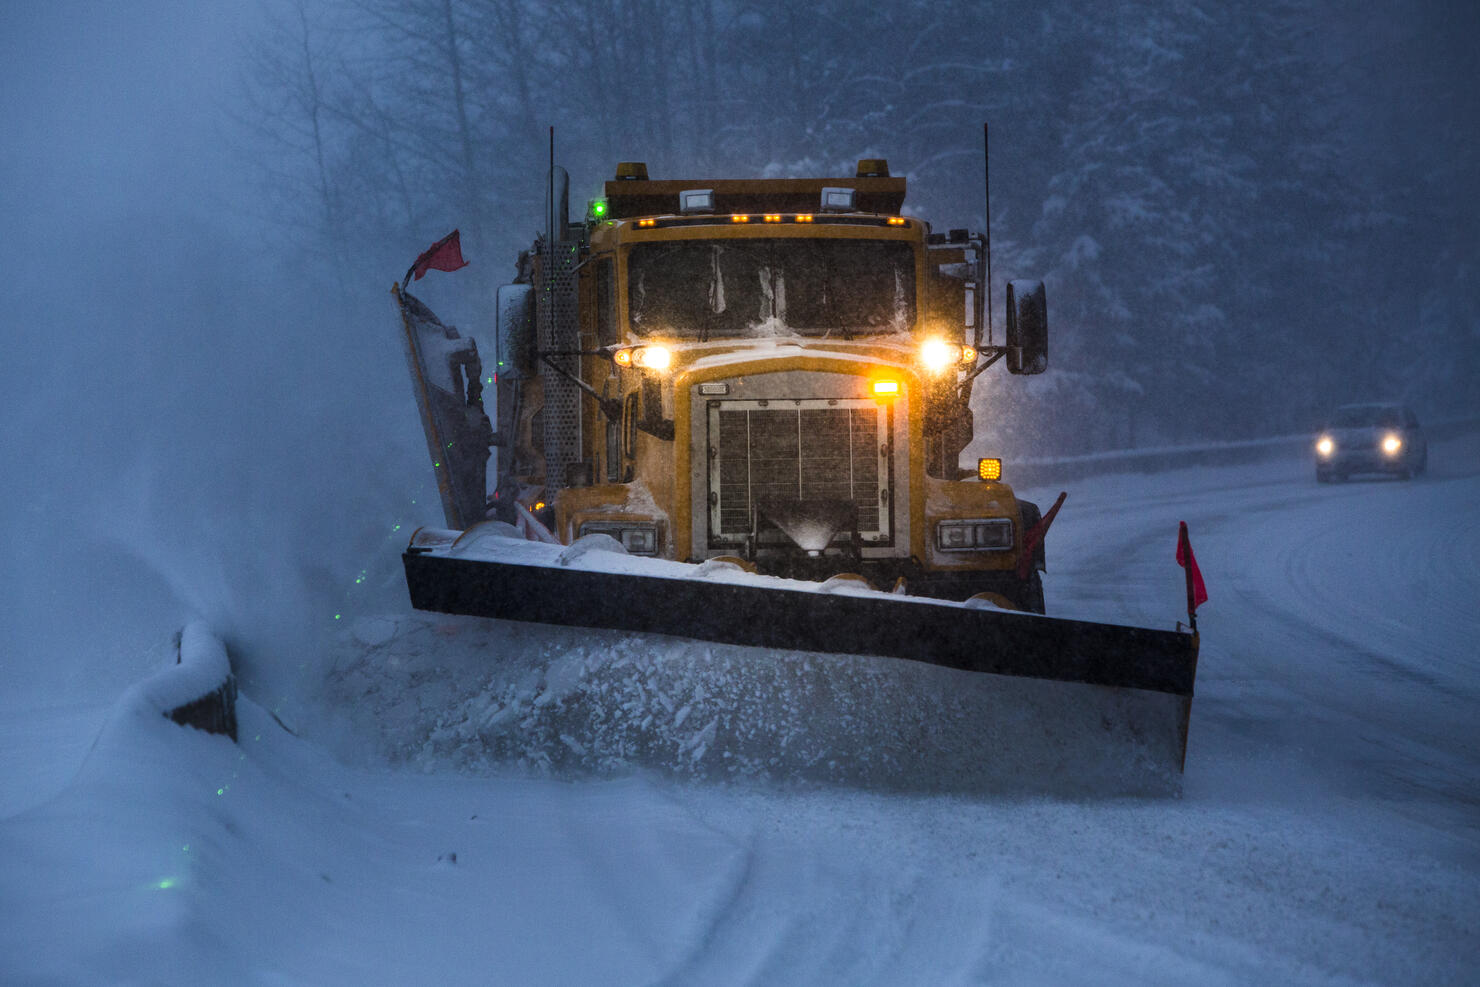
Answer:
xmin=1012 ymin=498 xmax=1046 ymax=613
xmin=1017 ymin=570 xmax=1046 ymax=615
xmin=1017 ymin=498 xmax=1045 ymax=571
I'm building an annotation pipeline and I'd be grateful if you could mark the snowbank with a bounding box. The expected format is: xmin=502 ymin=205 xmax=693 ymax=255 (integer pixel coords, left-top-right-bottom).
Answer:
xmin=99 ymin=621 xmax=238 ymax=746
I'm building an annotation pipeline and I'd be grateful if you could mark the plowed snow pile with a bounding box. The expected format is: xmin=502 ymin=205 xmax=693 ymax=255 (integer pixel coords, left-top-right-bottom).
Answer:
xmin=322 ymin=612 xmax=1180 ymax=794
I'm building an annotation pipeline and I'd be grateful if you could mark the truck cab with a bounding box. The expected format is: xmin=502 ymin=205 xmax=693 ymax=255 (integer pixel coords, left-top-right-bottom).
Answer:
xmin=494 ymin=159 xmax=1049 ymax=610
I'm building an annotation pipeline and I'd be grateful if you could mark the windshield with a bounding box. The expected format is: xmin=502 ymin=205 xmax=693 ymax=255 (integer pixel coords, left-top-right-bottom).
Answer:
xmin=1330 ymin=405 xmax=1403 ymax=428
xmin=627 ymin=238 xmax=916 ymax=338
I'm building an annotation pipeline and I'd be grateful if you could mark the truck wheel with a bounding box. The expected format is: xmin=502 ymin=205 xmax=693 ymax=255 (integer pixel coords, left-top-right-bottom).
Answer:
xmin=1016 ymin=570 xmax=1046 ymax=615
xmin=1017 ymin=498 xmax=1045 ymax=570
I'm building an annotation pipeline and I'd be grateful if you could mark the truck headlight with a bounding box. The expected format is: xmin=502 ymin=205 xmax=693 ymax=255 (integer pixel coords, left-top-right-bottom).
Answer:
xmin=634 ymin=345 xmax=672 ymax=371
xmin=613 ymin=346 xmax=673 ymax=372
xmin=1315 ymin=435 xmax=1334 ymax=457
xmin=577 ymin=521 xmax=659 ymax=555
xmin=936 ymin=518 xmax=1012 ymax=552
xmin=1381 ymin=433 xmax=1402 ymax=456
xmin=919 ymin=338 xmax=960 ymax=373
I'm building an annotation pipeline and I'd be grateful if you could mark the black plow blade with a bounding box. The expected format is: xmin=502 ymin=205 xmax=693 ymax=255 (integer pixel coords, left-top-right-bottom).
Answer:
xmin=403 ymin=538 xmax=1201 ymax=779
xmin=402 ymin=548 xmax=1197 ymax=696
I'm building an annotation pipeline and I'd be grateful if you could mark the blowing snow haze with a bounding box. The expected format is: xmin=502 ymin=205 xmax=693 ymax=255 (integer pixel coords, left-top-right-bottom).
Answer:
xmin=1 ymin=2 xmax=426 ymax=702
xmin=0 ymin=0 xmax=1478 ymax=982
xmin=1 ymin=0 xmax=1476 ymax=699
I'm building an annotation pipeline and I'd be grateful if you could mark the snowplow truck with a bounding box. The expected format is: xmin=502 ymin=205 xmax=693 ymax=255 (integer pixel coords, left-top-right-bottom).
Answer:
xmin=394 ymin=156 xmax=1200 ymax=779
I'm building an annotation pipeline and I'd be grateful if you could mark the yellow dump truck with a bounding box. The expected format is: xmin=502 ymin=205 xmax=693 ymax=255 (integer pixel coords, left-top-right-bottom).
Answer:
xmin=393 ymin=148 xmax=1199 ymax=776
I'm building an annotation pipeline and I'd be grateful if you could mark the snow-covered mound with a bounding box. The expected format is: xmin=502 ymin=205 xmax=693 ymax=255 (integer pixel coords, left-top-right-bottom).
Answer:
xmin=321 ymin=612 xmax=1181 ymax=795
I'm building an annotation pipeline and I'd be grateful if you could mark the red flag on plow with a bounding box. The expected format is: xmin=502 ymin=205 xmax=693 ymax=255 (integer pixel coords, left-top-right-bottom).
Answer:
xmin=1177 ymin=521 xmax=1208 ymax=627
xmin=405 ymin=230 xmax=469 ymax=284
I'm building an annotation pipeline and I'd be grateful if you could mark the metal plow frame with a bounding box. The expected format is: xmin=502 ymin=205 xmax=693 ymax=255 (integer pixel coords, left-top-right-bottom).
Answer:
xmin=403 ymin=548 xmax=1200 ymax=768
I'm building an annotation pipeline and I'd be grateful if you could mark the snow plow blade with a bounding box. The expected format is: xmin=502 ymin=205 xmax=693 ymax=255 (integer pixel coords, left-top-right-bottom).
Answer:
xmin=402 ymin=526 xmax=1200 ymax=773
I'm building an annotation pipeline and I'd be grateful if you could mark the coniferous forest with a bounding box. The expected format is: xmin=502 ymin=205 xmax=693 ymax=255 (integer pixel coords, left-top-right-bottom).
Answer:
xmin=241 ymin=0 xmax=1478 ymax=454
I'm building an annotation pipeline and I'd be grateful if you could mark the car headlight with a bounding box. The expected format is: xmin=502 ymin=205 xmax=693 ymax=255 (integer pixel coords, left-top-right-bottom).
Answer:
xmin=577 ymin=521 xmax=658 ymax=555
xmin=1316 ymin=435 xmax=1334 ymax=457
xmin=1381 ymin=433 xmax=1402 ymax=456
xmin=936 ymin=518 xmax=1013 ymax=552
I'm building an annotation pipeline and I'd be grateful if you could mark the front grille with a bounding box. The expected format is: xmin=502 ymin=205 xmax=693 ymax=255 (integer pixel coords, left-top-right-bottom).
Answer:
xmin=709 ymin=400 xmax=889 ymax=542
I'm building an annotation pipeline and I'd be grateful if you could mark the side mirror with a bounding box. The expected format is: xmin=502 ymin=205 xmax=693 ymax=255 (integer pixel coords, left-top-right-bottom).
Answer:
xmin=1005 ymin=279 xmax=1047 ymax=375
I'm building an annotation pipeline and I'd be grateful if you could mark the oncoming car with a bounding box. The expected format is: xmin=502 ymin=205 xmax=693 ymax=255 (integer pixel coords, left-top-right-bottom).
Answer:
xmin=1314 ymin=403 xmax=1428 ymax=482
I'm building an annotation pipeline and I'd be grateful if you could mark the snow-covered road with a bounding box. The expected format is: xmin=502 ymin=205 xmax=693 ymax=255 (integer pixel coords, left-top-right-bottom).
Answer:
xmin=1041 ymin=436 xmax=1480 ymax=825
xmin=4 ymin=435 xmax=1478 ymax=984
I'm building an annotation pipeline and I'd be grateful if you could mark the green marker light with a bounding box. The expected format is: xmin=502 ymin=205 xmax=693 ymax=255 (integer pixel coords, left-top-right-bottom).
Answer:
xmin=158 ymin=878 xmax=176 ymax=890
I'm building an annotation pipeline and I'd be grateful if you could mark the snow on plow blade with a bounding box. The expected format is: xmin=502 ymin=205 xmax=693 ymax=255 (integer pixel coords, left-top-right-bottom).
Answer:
xmin=393 ymin=286 xmax=495 ymax=532
xmin=403 ymin=525 xmax=1200 ymax=778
